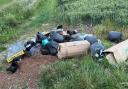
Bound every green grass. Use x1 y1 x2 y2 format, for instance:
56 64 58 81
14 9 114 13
32 0 58 26
0 0 12 6
0 0 128 88
35 0 128 26
57 0 128 25
39 56 128 89
36 1 128 88
0 0 35 50
0 60 7 72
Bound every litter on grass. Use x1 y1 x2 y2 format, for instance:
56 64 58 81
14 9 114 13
5 25 126 74
104 39 128 65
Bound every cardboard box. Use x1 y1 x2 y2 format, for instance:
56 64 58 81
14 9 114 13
104 39 128 65
57 41 90 59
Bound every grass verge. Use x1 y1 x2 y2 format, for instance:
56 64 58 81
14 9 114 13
39 56 128 89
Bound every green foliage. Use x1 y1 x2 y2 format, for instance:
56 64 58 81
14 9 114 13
39 56 128 89
0 2 34 31
57 0 128 25
102 40 113 48
0 46 6 51
33 0 58 26
0 61 6 72
32 0 128 26
0 0 35 51
0 0 12 6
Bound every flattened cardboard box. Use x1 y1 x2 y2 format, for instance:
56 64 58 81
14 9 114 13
57 41 90 59
104 39 128 65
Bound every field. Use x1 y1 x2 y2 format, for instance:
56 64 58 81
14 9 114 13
0 0 128 88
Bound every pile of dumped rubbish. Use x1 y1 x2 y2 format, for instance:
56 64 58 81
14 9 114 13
6 25 128 74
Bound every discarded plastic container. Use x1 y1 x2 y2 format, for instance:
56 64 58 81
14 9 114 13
7 41 25 58
42 39 49 46
57 41 90 59
7 41 26 63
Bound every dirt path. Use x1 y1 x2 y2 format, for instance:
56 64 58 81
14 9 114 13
0 54 58 89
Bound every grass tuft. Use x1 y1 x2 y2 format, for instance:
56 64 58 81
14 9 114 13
39 56 128 89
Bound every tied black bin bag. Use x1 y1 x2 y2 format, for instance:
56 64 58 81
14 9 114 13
67 30 78 35
84 36 98 44
108 31 123 43
36 32 48 44
50 31 64 43
41 40 59 56
24 40 36 51
70 34 84 41
6 61 19 74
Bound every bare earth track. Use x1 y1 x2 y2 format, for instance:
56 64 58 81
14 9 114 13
0 54 58 89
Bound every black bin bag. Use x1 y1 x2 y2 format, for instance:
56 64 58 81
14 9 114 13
40 46 50 55
47 41 59 55
67 30 78 35
36 32 47 44
70 33 84 41
24 40 36 51
84 36 98 44
50 32 64 43
108 31 123 43
41 40 59 56
90 42 105 59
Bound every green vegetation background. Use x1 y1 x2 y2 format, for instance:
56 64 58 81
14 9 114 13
0 0 128 89
0 0 12 6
